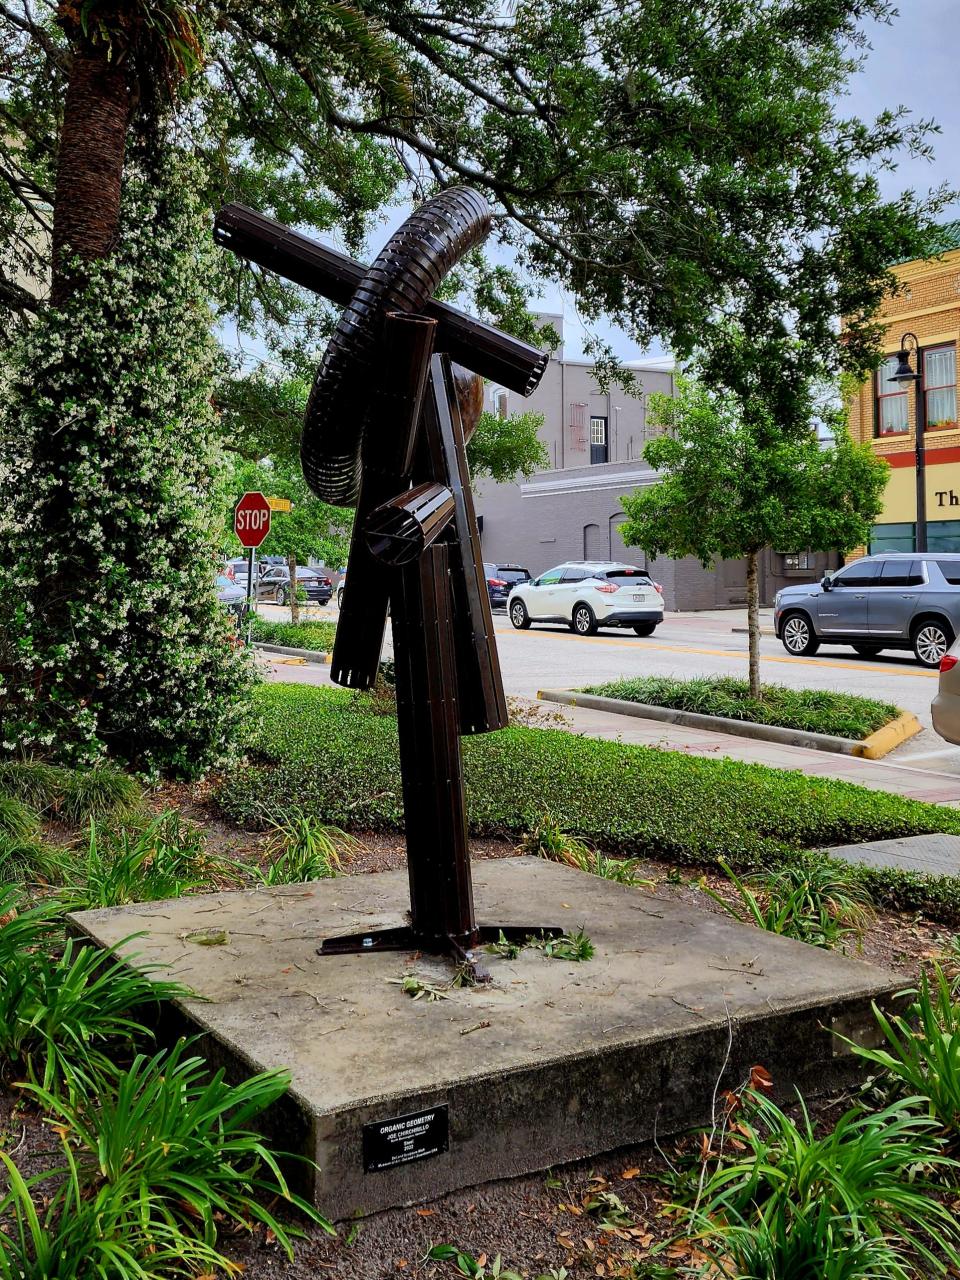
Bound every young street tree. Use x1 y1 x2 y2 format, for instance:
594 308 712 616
619 374 889 697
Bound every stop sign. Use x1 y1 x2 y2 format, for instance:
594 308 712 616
234 491 272 548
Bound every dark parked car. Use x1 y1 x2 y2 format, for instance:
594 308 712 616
482 562 531 610
257 565 333 606
775 552 960 667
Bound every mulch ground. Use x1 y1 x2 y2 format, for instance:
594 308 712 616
4 786 956 1278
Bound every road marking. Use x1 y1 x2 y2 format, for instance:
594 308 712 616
492 628 938 679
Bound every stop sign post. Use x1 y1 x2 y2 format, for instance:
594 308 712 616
234 492 272 641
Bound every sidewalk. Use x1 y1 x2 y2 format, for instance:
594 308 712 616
535 700 960 807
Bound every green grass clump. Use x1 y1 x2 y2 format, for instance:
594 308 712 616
0 759 142 824
249 615 337 653
703 855 873 949
582 676 900 740
0 794 40 841
681 1092 960 1279
217 687 960 923
62 811 210 910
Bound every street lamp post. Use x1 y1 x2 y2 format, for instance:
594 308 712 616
889 332 926 552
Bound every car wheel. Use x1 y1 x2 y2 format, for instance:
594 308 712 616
510 599 531 630
913 619 952 668
632 622 657 636
572 603 598 636
276 587 288 605
852 644 883 658
780 611 820 656
337 588 344 609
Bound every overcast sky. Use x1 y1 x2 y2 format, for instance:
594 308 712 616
552 0 960 361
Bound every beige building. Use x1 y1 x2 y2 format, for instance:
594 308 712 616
848 223 960 554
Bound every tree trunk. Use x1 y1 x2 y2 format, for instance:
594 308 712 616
52 48 132 302
746 549 761 700
287 552 300 625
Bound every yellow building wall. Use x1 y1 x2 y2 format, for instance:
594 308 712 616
848 245 960 552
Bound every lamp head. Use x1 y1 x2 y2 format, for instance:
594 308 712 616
889 348 920 383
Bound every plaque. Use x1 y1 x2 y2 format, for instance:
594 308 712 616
362 1105 449 1173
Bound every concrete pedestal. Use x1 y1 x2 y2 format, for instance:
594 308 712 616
68 857 899 1219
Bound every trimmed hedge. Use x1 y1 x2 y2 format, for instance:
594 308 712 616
248 616 337 653
218 685 960 920
582 676 899 741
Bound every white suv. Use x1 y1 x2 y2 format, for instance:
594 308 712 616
508 562 664 636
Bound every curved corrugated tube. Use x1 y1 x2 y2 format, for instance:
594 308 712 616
300 187 492 505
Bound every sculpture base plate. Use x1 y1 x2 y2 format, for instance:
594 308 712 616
67 857 899 1220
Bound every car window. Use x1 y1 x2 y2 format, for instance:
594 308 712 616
604 569 654 585
560 568 589 582
483 563 495 576
879 560 925 587
933 560 960 586
537 568 564 585
496 567 529 582
296 568 319 579
832 561 880 587
215 575 233 589
261 569 278 581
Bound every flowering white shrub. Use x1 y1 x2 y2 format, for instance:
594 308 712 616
0 153 253 774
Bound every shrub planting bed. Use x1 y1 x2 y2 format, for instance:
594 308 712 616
249 616 337 653
217 684 960 921
582 676 901 740
7 749 960 1276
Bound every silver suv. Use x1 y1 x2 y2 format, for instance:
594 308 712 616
774 553 960 667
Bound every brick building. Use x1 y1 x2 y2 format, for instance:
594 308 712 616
475 316 838 609
848 224 960 554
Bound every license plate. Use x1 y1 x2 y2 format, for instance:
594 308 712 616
632 593 647 602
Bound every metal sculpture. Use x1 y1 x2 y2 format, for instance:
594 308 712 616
215 190 560 975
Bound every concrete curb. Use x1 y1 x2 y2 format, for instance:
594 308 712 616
253 642 330 665
732 626 775 637
536 688 912 759
859 711 922 760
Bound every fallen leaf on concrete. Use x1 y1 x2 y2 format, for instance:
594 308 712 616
182 928 228 946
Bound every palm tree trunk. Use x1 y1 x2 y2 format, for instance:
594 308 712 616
288 552 300 625
52 48 132 302
746 549 761 700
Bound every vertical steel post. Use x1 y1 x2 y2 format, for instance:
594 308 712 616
391 541 477 949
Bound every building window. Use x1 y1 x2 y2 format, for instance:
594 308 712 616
781 551 813 571
493 388 509 419
869 522 916 554
875 355 909 436
590 416 608 465
924 344 957 430
928 521 960 553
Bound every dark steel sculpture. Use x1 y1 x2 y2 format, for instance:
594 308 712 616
214 190 560 976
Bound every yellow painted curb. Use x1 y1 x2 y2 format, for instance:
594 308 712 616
855 712 922 761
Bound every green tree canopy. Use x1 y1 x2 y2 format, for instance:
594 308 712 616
0 0 950 377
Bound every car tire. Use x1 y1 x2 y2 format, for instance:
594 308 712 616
780 611 820 656
276 587 288 606
852 644 883 658
912 618 953 668
632 622 657 636
572 602 598 636
510 599 531 630
337 588 344 609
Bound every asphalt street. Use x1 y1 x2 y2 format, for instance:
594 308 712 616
257 603 960 776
